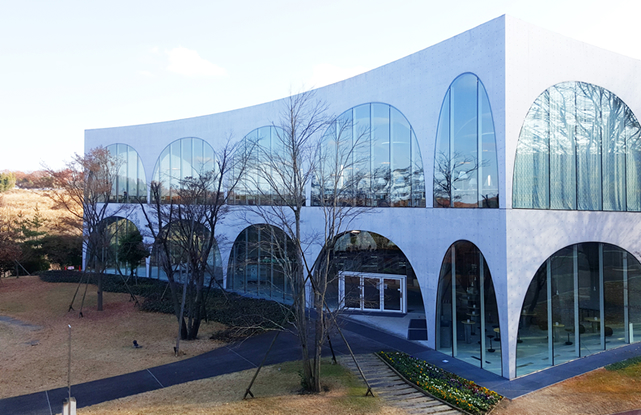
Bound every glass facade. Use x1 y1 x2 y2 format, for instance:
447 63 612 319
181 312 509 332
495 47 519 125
516 243 641 376
228 126 292 206
513 82 641 211
151 137 216 203
106 144 146 203
149 221 223 285
91 217 146 278
434 74 499 208
312 103 426 207
226 224 297 302
436 241 501 375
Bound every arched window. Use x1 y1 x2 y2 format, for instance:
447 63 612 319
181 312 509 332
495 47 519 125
226 224 297 302
436 241 501 375
90 217 146 278
434 74 499 208
228 126 291 206
513 82 641 211
516 243 641 377
106 144 146 203
152 137 216 203
149 221 223 285
312 103 425 207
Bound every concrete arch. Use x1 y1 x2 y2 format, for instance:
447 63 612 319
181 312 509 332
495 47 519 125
148 219 223 285
515 241 641 377
435 239 502 376
226 223 297 303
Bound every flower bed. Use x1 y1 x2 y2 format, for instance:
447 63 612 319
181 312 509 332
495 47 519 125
377 351 502 414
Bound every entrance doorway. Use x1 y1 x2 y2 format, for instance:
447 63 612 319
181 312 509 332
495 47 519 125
339 272 406 313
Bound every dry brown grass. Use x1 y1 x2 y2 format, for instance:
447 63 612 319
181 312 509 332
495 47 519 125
77 363 408 415
0 276 226 399
0 188 80 235
493 365 641 415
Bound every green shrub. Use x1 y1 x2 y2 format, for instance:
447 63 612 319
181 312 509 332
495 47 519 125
38 270 292 339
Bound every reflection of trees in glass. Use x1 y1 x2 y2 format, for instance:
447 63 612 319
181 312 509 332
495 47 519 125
513 81 641 211
433 150 491 208
106 144 146 204
312 103 425 208
152 138 216 204
227 224 296 302
227 126 294 206
434 73 499 208
516 243 641 377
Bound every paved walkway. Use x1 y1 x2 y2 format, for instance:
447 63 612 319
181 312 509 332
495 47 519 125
2 317 641 414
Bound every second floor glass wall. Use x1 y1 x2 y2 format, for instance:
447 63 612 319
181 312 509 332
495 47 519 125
434 73 499 208
312 103 426 207
152 137 216 203
513 81 641 211
106 143 146 203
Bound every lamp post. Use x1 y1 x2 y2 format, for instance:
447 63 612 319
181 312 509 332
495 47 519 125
67 324 71 402
63 324 76 415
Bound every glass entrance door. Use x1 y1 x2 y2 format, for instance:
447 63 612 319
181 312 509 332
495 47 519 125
384 278 402 311
339 272 406 313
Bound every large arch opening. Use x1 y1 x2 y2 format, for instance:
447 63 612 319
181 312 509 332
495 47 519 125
151 137 217 203
106 143 147 203
226 224 297 303
436 240 501 375
149 220 223 286
516 242 641 377
89 217 146 278
317 230 427 340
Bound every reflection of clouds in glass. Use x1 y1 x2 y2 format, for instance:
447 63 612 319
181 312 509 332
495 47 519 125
152 137 216 203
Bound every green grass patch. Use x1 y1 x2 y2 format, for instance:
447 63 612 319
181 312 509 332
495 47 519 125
378 351 502 415
605 355 641 372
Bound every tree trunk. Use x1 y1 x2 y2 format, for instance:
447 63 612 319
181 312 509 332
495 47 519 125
97 273 103 311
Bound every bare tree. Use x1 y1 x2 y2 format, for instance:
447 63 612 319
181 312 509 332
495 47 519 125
246 90 371 392
44 147 125 312
139 140 248 346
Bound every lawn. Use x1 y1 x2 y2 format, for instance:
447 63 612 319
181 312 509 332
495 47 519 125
0 276 226 399
77 360 405 415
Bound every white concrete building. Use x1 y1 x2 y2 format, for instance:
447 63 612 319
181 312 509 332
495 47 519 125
85 15 641 379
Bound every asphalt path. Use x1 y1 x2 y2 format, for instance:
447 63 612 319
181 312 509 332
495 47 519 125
2 317 641 414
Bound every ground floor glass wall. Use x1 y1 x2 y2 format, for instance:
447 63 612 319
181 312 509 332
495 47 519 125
149 221 223 286
91 217 146 279
517 243 641 376
436 241 501 375
226 224 295 303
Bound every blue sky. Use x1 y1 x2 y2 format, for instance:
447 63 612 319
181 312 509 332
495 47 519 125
2 0 640 172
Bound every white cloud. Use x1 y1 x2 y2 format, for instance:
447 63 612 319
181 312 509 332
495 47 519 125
138 70 153 77
166 47 226 77
307 63 368 88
